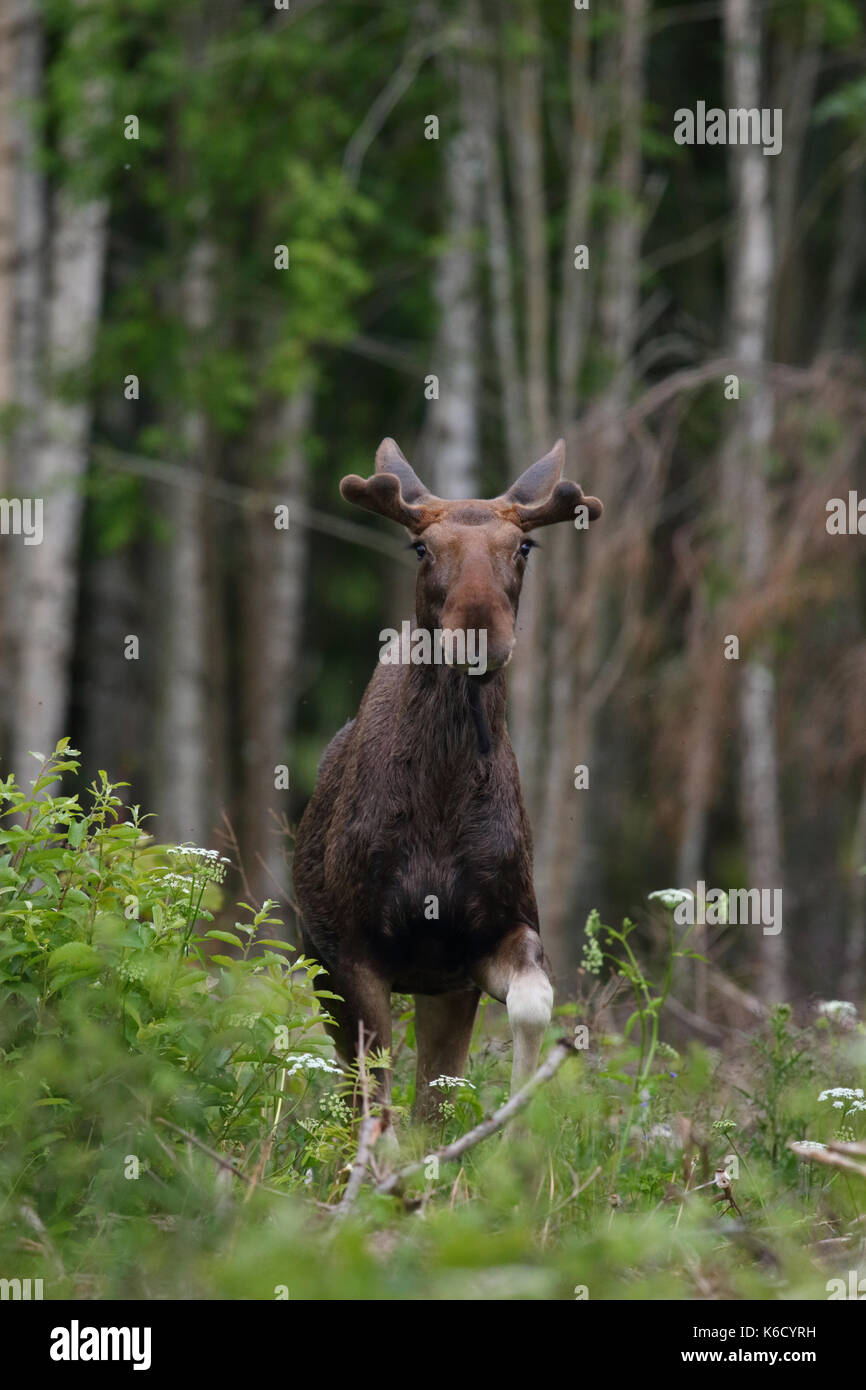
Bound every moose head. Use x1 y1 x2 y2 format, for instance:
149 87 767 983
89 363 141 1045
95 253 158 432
340 438 603 674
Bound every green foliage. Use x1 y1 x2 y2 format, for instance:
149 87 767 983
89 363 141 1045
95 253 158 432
742 1004 814 1165
814 76 866 126
0 741 340 1290
1 762 863 1299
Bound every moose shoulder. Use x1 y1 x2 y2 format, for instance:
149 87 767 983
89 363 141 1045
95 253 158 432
293 437 602 1127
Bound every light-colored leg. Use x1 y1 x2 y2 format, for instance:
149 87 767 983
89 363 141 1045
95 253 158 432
473 926 553 1092
413 988 481 1124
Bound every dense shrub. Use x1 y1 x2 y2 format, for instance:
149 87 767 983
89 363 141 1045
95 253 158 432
0 743 863 1299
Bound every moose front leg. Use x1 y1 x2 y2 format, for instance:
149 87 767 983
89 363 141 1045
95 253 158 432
320 959 394 1123
473 925 553 1092
413 988 481 1125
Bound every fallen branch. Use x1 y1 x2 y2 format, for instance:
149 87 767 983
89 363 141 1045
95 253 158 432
331 1022 382 1221
333 1115 382 1220
828 1139 866 1157
377 1038 577 1197
789 1140 866 1179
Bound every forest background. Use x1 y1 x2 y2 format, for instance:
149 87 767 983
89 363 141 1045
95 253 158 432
1 0 865 1022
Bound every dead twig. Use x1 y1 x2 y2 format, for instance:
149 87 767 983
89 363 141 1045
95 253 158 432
547 1163 602 1218
789 1140 866 1179
331 1023 382 1220
377 1039 577 1197
215 810 255 906
155 1117 290 1198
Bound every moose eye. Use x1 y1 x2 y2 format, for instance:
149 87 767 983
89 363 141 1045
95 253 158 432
412 541 427 560
518 539 535 559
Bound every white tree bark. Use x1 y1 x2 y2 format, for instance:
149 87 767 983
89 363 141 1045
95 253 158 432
535 0 646 976
723 0 785 1002
10 7 108 774
8 0 44 476
153 238 213 845
240 388 313 908
1 0 46 754
421 0 483 498
478 21 524 476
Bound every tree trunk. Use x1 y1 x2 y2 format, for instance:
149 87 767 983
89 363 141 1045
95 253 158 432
1 0 45 760
0 0 16 744
536 0 646 980
502 0 551 814
0 0 14 429
841 778 866 1001
239 388 313 910
8 0 44 478
10 11 108 775
478 17 524 477
153 238 213 846
819 148 865 354
723 0 785 1002
556 5 596 424
420 0 483 498
771 10 822 361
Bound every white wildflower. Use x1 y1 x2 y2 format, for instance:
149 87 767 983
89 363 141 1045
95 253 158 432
648 889 693 911
167 845 229 861
161 872 196 891
429 1074 475 1090
818 1086 866 1118
817 1000 857 1027
165 845 229 884
284 1053 343 1079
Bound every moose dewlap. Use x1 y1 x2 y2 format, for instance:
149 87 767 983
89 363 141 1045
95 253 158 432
292 437 602 1128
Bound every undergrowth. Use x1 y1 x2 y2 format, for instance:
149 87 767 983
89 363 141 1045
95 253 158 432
0 743 863 1300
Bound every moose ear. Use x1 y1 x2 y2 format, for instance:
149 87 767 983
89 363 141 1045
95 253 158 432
340 438 440 532
497 439 603 531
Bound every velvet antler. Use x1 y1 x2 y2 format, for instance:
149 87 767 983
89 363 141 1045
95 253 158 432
495 439 603 531
340 438 442 532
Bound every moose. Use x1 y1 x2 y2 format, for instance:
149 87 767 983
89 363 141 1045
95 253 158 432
293 437 602 1127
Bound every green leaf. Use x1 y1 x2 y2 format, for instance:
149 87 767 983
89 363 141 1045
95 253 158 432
67 819 88 848
47 941 102 975
205 930 244 948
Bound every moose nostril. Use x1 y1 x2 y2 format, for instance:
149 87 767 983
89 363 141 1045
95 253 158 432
486 640 515 671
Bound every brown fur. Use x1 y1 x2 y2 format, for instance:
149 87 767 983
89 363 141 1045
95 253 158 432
292 438 602 1124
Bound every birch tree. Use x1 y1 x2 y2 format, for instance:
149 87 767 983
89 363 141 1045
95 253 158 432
10 1 108 777
152 235 213 846
239 389 313 907
420 0 483 498
723 0 786 1001
536 0 647 976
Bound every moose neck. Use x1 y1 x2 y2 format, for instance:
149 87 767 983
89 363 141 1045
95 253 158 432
466 678 492 757
403 661 507 764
